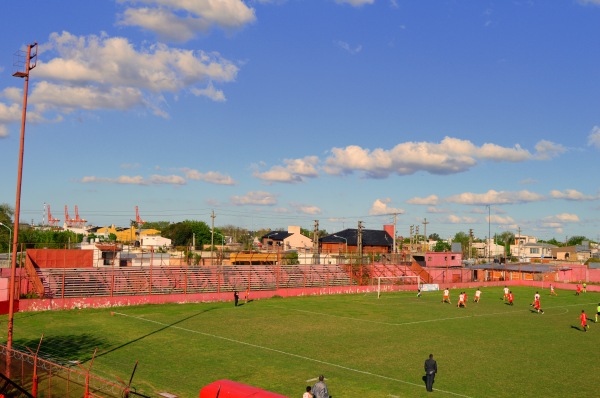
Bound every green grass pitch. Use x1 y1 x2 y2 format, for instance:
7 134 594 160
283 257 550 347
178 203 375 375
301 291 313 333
3 285 599 397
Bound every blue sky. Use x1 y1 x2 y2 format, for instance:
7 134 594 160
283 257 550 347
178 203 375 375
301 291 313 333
1 0 600 242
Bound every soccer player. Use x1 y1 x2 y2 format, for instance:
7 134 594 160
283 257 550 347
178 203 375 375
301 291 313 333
503 286 509 301
442 288 451 304
534 296 544 314
596 303 600 323
457 292 466 308
576 284 581 296
582 282 587 293
580 310 589 332
474 288 481 303
417 288 422 298
507 290 514 306
530 291 540 306
550 284 558 296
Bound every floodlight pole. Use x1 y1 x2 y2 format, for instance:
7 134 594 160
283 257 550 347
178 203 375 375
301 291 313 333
7 42 37 356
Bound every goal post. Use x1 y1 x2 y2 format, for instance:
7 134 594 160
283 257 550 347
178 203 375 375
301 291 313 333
376 275 421 298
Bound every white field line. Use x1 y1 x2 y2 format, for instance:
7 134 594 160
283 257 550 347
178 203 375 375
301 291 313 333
113 311 473 398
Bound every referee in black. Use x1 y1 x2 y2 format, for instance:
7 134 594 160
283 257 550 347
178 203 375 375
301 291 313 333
424 354 437 392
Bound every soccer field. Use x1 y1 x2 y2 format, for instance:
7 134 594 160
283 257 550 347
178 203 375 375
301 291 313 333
3 285 599 397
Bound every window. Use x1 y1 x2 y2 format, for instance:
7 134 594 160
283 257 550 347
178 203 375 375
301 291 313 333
530 248 540 254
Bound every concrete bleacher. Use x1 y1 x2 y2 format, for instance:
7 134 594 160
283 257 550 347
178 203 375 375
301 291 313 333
33 263 380 299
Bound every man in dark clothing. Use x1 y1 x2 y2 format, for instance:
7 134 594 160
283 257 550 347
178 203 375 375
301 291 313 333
312 375 329 398
234 291 239 306
424 354 437 392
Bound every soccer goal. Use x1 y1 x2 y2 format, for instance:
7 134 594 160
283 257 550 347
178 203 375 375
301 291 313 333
376 275 421 298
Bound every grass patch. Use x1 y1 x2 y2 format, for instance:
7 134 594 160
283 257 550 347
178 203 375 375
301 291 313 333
2 286 599 397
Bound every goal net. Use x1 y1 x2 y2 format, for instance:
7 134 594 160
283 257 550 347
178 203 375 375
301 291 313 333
376 275 421 298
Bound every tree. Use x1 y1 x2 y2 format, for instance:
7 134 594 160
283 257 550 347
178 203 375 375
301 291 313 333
497 231 516 257
452 231 471 258
162 220 213 248
433 240 451 252
567 236 588 246
428 233 441 241
0 203 14 254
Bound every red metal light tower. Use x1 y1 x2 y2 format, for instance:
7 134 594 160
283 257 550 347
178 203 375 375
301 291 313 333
8 41 38 358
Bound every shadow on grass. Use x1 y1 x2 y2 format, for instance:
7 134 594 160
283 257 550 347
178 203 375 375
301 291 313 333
13 333 111 365
93 308 216 363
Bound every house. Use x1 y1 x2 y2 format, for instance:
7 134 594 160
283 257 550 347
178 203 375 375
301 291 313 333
319 228 393 254
261 226 313 252
551 242 592 262
509 235 556 262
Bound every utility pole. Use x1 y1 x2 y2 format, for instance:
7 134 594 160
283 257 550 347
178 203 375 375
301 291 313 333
415 225 420 252
422 218 429 253
313 220 319 264
468 228 473 260
211 210 215 264
487 205 491 264
357 221 363 262
392 213 398 254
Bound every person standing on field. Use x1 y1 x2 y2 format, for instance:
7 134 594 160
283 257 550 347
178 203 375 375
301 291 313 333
508 290 514 306
312 375 329 398
442 288 451 304
550 284 557 296
596 303 600 323
234 291 239 307
580 309 589 332
424 354 437 392
474 288 481 303
503 285 509 301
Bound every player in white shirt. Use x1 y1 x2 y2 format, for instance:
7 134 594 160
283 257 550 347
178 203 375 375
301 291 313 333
442 288 451 303
474 288 482 303
503 286 509 301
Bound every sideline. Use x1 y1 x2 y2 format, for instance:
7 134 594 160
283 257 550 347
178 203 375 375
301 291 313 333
113 311 473 398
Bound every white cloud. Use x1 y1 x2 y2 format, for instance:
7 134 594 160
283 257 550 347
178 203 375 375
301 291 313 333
543 213 580 223
0 31 241 136
80 174 185 185
369 198 404 215
182 168 237 185
117 0 256 42
534 140 567 160
323 137 553 178
335 0 375 6
445 190 545 205
587 126 600 148
426 207 449 214
577 0 600 6
406 195 439 205
231 191 276 206
290 203 322 215
254 156 319 183
334 40 363 55
550 189 596 201
442 215 478 224
0 125 7 138
489 215 515 225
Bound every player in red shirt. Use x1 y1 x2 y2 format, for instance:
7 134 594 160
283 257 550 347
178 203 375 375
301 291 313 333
580 310 589 332
534 298 544 314
507 291 514 306
576 285 581 296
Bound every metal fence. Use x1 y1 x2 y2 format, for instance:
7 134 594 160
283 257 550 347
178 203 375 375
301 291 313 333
0 344 129 398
